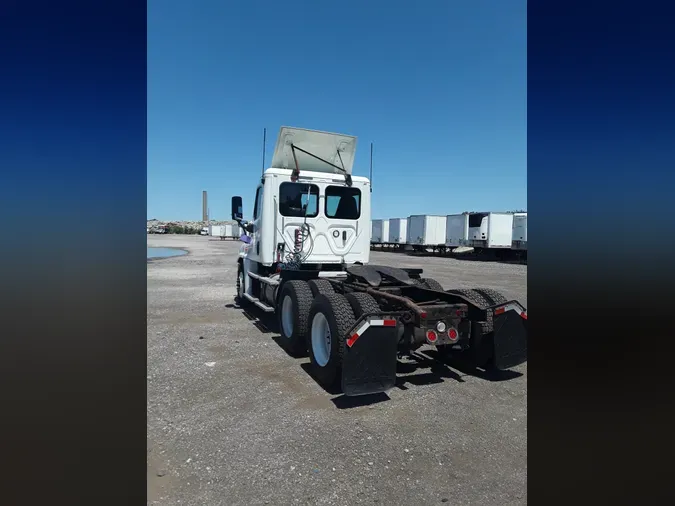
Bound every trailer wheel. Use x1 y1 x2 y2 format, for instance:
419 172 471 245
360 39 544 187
308 279 334 297
308 293 356 391
277 280 313 357
345 292 380 318
420 278 444 291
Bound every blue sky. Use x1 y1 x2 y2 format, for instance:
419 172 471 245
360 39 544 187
147 0 526 221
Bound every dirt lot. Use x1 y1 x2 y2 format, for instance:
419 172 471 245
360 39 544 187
147 235 527 505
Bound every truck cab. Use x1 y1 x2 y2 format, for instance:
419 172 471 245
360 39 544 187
232 127 371 308
241 168 371 267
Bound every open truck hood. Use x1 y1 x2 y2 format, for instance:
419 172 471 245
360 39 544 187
270 126 358 175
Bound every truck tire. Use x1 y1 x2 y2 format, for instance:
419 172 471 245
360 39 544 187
308 293 356 391
472 288 508 305
445 288 489 309
440 288 496 369
445 288 494 329
277 280 313 357
308 279 334 297
345 292 380 318
236 264 247 305
420 277 444 291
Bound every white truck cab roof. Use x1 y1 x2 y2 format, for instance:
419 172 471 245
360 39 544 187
263 167 370 186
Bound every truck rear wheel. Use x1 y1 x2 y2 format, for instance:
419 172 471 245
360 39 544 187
472 288 508 305
308 279 334 297
308 293 356 391
439 288 494 369
420 277 444 291
277 280 313 357
345 292 380 318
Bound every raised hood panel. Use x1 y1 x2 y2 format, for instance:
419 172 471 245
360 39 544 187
270 126 357 175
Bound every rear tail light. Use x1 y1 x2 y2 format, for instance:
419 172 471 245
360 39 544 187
426 330 438 343
447 328 458 341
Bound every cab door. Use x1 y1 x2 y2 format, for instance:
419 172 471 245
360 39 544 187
248 185 264 263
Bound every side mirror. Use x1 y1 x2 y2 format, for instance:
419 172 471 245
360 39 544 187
231 196 243 221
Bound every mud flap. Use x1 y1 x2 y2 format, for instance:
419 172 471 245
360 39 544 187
492 302 528 370
341 317 399 396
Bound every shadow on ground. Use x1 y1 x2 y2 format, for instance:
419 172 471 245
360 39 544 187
231 302 523 407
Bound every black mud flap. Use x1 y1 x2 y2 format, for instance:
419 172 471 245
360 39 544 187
491 301 528 370
341 317 399 396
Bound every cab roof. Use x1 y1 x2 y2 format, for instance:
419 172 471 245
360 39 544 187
264 167 370 184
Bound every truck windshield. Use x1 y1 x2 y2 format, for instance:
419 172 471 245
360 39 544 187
279 182 319 218
325 186 361 220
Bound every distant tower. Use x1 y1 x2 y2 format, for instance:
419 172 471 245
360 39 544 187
202 191 208 221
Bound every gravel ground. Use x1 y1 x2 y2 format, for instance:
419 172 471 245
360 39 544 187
147 235 527 505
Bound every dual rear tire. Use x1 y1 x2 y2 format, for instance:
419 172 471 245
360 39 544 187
277 280 314 357
308 291 381 391
437 287 508 369
276 278 381 391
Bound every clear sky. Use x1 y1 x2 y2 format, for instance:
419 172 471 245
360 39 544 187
147 0 526 221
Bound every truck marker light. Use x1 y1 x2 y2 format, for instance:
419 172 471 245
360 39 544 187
420 311 427 319
448 328 458 341
426 330 438 343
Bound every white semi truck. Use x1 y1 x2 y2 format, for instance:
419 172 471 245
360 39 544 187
231 126 527 396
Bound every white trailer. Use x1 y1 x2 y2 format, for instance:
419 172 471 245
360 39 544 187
407 215 447 247
461 212 514 249
445 213 470 247
512 213 527 250
371 219 389 243
388 218 408 244
209 225 224 237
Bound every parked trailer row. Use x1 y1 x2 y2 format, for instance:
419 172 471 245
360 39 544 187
371 212 528 252
208 224 244 240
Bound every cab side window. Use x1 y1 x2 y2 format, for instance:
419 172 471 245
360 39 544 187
253 187 263 220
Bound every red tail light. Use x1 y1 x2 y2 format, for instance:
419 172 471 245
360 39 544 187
426 330 438 343
448 328 458 341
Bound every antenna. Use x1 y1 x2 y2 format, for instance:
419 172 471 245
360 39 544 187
261 127 267 175
369 142 373 193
